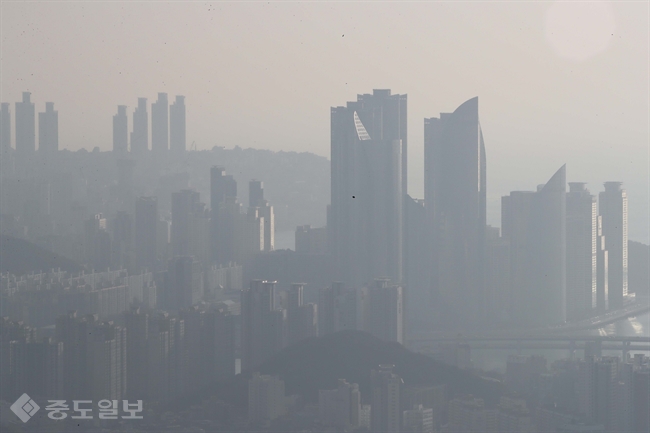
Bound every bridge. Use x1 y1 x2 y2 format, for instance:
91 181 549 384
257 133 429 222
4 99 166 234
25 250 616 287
407 299 650 356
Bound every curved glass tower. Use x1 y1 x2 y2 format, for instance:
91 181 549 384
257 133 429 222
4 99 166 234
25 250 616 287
424 97 487 328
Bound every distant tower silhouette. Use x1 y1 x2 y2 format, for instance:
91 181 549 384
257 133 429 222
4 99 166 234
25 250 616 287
170 95 186 153
151 93 169 154
130 98 148 154
113 105 128 154
38 102 58 153
15 92 35 155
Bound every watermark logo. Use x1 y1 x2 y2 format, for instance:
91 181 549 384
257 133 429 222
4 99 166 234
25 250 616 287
10 393 40 423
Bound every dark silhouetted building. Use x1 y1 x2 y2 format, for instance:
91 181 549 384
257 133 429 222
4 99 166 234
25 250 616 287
371 365 402 433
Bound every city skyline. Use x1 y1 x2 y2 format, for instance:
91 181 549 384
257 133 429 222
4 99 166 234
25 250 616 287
1 2 647 242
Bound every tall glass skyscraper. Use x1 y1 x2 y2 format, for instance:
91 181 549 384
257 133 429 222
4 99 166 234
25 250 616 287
424 97 486 328
330 89 405 289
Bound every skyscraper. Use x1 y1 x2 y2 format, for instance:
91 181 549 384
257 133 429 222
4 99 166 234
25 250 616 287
135 196 158 271
566 183 597 320
210 167 238 265
16 92 35 155
38 102 58 153
1 103 10 153
330 90 404 288
130 98 148 154
151 92 169 154
424 97 486 328
248 179 274 252
370 365 402 433
113 105 128 154
596 216 609 312
170 95 186 153
502 165 567 326
249 180 264 208
598 182 628 309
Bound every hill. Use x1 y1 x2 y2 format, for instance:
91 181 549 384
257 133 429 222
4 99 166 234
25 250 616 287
0 235 83 275
188 330 505 410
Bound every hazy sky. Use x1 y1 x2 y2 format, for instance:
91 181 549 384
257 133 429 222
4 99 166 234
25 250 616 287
2 1 648 241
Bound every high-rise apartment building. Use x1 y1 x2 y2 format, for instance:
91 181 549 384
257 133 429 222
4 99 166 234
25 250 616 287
170 95 186 153
151 92 169 154
598 182 628 309
502 165 567 326
1 103 10 153
363 278 403 344
318 282 357 335
596 216 609 312
424 97 487 327
55 313 126 401
241 280 280 372
331 90 404 288
248 180 275 252
38 102 58 153
113 105 128 154
566 183 597 320
130 98 148 154
287 283 318 345
167 256 203 310
16 92 35 155
370 365 402 433
135 197 158 271
318 379 361 429
403 404 434 433
210 166 238 264
248 373 286 424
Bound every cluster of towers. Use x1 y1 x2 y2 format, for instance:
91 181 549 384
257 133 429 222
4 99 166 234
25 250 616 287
0 92 58 155
113 93 186 155
329 90 630 330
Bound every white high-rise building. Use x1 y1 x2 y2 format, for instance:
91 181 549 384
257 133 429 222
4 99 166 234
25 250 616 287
598 182 628 309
